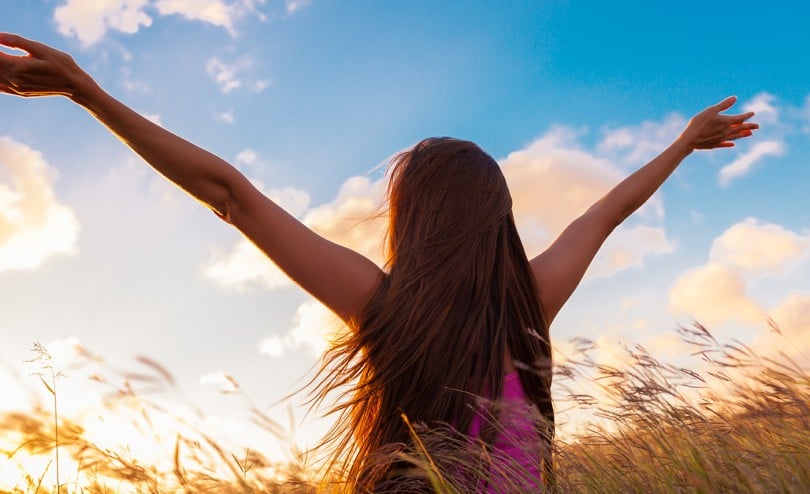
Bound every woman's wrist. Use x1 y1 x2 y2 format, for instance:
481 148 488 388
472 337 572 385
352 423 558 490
671 135 696 160
68 67 103 107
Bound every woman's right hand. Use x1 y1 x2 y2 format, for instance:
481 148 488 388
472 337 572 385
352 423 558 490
0 33 95 100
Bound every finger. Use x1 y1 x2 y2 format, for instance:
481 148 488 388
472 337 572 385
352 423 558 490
0 51 13 69
729 122 759 132
0 33 50 57
702 141 735 149
696 141 735 150
722 112 756 124
711 96 737 112
726 129 755 140
0 76 23 96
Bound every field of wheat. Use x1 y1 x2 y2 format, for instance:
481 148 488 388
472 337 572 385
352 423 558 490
1 323 808 493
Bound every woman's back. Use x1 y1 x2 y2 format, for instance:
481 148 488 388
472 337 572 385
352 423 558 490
310 138 555 491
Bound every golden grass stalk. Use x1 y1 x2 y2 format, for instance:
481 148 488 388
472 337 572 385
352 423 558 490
2 323 807 493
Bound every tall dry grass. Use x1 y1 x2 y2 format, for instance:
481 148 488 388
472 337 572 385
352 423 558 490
1 344 315 494
552 323 810 493
2 322 808 493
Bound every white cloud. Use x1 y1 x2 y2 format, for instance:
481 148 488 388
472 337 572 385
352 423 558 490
598 113 686 165
259 299 339 357
155 0 235 33
206 57 247 93
284 0 310 14
669 218 810 329
262 184 311 217
54 0 153 46
501 126 669 281
53 0 274 46
218 110 236 124
234 148 258 167
763 293 810 363
587 224 675 280
502 127 624 251
205 56 270 95
251 79 272 92
0 137 79 273
718 139 785 186
709 218 810 276
669 263 765 327
121 67 150 92
743 92 779 125
199 371 239 393
301 175 387 264
258 334 285 357
639 331 691 358
204 238 292 291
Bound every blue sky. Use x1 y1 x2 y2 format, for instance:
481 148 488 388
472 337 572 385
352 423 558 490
1 0 809 472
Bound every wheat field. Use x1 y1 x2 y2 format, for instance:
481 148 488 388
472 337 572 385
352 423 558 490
1 323 808 493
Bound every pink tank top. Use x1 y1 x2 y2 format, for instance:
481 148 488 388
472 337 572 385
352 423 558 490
468 371 544 492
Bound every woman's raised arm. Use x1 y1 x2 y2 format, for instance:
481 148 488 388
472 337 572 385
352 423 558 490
0 33 383 322
531 97 758 325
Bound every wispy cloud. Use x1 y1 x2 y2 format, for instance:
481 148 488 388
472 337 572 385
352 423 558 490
743 92 779 125
0 137 80 273
53 0 281 46
54 0 153 46
718 139 785 187
218 110 236 124
586 224 675 279
598 113 686 165
121 66 151 93
259 299 338 357
199 371 238 393
155 0 237 33
206 57 248 93
284 0 310 15
205 56 271 94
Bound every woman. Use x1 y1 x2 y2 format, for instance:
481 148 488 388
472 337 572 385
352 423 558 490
0 33 757 492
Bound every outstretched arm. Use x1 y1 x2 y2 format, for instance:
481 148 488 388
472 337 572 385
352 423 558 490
0 33 383 322
531 97 758 324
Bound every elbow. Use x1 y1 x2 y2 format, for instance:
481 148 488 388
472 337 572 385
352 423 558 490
209 182 239 224
212 200 234 224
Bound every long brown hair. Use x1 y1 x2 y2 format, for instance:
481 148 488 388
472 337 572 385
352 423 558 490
310 137 553 491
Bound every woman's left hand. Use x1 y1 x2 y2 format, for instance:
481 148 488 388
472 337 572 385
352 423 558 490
0 33 94 99
678 96 759 151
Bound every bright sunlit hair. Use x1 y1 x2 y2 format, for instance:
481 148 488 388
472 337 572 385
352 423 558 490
310 137 555 490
